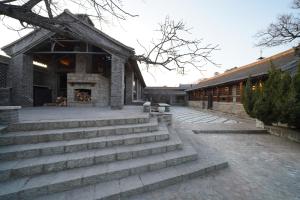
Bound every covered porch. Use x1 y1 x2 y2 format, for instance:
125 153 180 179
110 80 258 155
2 11 145 109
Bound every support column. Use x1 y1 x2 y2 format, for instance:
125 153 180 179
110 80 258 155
110 55 125 109
239 81 244 102
125 64 134 104
136 78 140 100
232 85 237 114
8 54 33 106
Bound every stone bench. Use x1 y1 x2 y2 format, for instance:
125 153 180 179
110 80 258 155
143 101 151 112
0 106 21 125
158 103 171 112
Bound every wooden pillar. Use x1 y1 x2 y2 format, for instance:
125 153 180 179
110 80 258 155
239 81 244 102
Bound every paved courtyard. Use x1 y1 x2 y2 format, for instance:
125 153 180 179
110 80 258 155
17 106 147 122
172 107 239 124
128 106 300 200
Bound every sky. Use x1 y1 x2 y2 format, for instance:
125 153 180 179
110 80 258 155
0 0 298 86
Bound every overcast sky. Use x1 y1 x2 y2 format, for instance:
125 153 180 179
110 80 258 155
0 0 297 86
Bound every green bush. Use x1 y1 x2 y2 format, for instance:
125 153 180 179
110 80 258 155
242 77 257 118
287 64 300 128
242 62 300 129
253 63 282 125
277 72 292 124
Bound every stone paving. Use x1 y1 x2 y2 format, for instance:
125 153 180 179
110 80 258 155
127 106 300 200
18 106 147 122
171 107 239 124
171 106 264 132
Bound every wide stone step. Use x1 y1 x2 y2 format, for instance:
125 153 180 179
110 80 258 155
32 159 228 200
0 146 197 200
0 138 182 181
3 116 150 132
0 118 158 146
0 130 167 161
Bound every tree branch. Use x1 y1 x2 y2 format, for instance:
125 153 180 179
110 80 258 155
22 0 43 9
134 16 219 73
256 0 300 47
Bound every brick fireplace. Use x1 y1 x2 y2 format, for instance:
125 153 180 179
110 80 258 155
67 73 109 106
67 53 110 107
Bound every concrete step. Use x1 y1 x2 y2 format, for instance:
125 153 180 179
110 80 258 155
0 146 198 200
32 159 228 200
0 130 168 161
4 116 150 132
0 138 182 181
0 118 158 146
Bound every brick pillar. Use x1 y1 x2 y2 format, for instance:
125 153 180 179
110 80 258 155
125 64 134 104
8 54 33 106
110 55 125 109
75 54 92 73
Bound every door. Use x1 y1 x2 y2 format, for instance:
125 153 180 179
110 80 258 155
207 93 213 109
34 86 52 106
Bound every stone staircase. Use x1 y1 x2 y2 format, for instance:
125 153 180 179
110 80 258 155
0 115 227 200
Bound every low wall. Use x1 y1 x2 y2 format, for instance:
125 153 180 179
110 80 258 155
188 100 205 109
0 106 21 125
187 100 247 117
150 112 172 126
265 125 300 143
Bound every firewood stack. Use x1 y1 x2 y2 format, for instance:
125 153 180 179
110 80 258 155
56 97 67 106
75 90 91 102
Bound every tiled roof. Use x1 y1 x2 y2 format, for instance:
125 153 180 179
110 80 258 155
0 55 10 64
186 48 299 91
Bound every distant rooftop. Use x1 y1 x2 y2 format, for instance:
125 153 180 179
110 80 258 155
186 47 299 91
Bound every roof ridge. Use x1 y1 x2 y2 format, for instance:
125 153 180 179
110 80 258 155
198 48 295 84
63 9 134 52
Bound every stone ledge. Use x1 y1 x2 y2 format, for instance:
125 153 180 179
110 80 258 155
265 125 300 143
0 106 21 110
0 106 21 125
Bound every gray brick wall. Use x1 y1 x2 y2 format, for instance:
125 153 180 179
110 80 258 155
8 54 33 106
125 64 133 104
0 109 18 124
110 55 125 109
0 63 8 88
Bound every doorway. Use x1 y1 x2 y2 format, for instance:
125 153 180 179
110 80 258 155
207 94 213 109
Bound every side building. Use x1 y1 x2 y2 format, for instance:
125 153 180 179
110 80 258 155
186 47 300 117
144 84 195 106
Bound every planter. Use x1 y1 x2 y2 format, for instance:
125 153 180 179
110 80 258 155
158 106 165 113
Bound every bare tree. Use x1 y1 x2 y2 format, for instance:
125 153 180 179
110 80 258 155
256 0 300 47
0 0 218 73
0 0 137 33
135 16 219 73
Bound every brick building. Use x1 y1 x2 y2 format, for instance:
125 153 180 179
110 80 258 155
186 47 300 116
0 10 145 109
143 84 195 106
